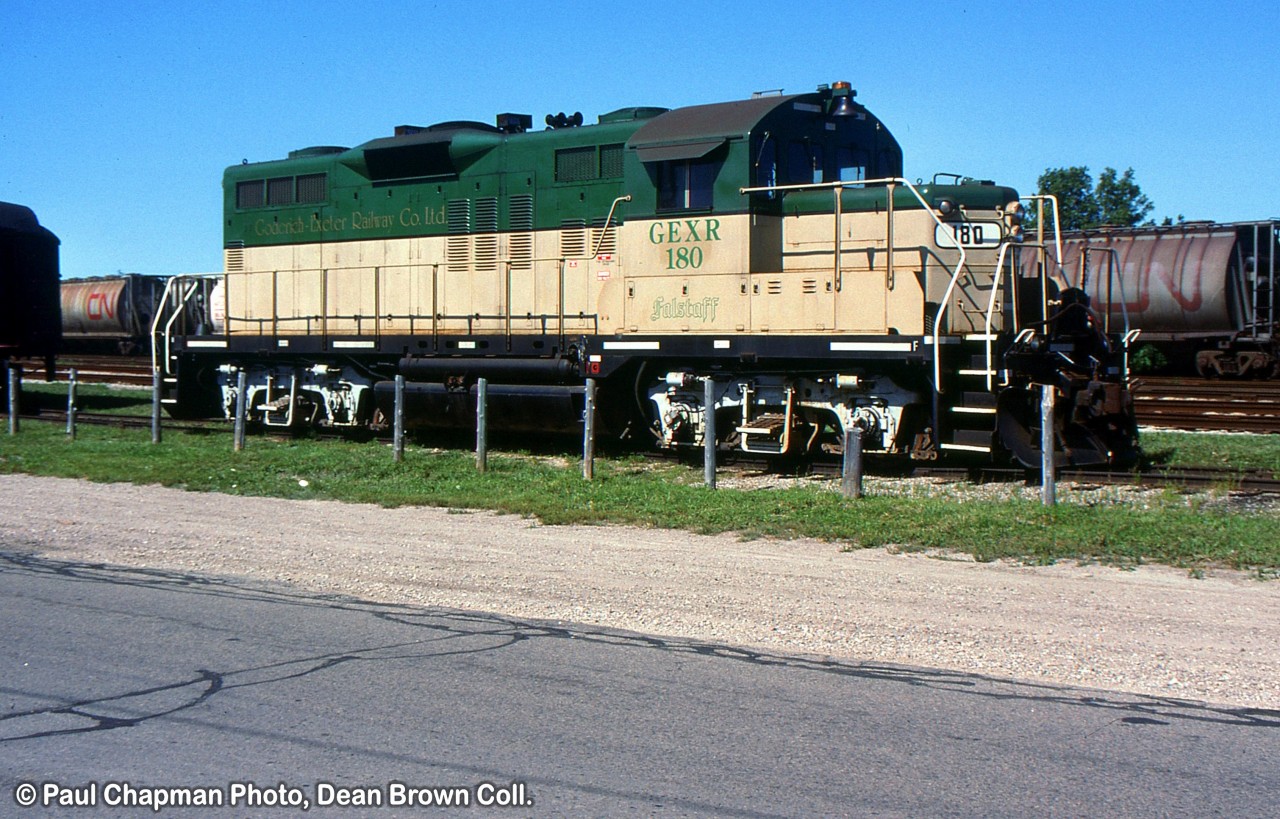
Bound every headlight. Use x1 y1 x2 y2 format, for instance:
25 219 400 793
1004 201 1025 226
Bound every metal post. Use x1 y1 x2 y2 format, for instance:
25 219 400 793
151 368 162 444
393 374 405 463
476 377 488 473
582 378 596 480
842 425 863 499
703 377 717 489
7 364 19 435
66 369 78 440
233 370 247 452
1041 383 1056 506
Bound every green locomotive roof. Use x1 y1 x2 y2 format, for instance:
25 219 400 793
223 84 1008 248
627 94 800 161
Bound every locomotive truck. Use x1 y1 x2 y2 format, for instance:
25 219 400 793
154 81 1139 467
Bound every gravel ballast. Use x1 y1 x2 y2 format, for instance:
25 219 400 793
2 473 1277 708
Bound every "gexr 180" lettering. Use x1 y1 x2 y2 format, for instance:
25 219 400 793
649 218 722 270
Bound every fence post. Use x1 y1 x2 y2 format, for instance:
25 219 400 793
582 378 596 480
842 425 864 499
151 368 162 444
703 377 716 489
476 377 488 473
1041 383 1056 506
233 370 247 452
66 369 78 440
7 363 19 435
393 374 405 463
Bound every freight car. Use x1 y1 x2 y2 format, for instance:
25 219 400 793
61 273 168 354
1051 220 1278 378
155 81 1139 466
0 202 60 392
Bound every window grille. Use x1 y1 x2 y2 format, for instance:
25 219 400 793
296 173 327 204
236 181 265 209
556 147 596 182
267 177 294 206
599 144 624 179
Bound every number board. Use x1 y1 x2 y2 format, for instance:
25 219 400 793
934 221 1004 248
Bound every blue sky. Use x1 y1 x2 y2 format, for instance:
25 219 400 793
4 1 1277 280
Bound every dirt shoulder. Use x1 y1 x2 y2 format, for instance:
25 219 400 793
3 473 1277 708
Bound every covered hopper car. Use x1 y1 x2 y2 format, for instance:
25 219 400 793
1050 220 1278 378
60 274 168 354
0 202 60 393
155 81 1139 466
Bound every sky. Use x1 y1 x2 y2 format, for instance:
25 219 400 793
4 0 1278 280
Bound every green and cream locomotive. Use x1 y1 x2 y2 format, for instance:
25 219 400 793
159 81 1138 466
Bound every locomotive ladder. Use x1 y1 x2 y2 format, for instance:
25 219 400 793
935 334 1005 456
1248 220 1278 342
925 210 1025 458
935 239 1034 457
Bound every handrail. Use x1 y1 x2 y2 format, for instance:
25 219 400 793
150 275 206 378
149 276 182 377
1021 194 1064 327
739 176 969 390
982 242 1015 391
1078 243 1135 380
1021 194 1063 269
591 195 631 260
223 191 630 343
164 280 202 372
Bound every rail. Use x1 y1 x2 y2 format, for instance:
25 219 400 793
738 176 969 391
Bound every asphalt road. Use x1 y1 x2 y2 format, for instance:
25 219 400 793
2 550 1278 817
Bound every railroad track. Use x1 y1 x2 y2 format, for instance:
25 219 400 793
11 355 154 387
1131 376 1280 434
13 356 1280 435
802 458 1280 494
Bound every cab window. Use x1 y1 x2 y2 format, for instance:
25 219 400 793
656 158 718 210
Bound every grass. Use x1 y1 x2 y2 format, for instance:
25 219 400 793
1141 429 1280 475
1 391 1278 574
17 380 157 417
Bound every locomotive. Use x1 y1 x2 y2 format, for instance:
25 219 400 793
0 202 60 393
1050 220 1278 378
156 81 1139 467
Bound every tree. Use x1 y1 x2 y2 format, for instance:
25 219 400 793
1036 166 1098 231
1095 167 1153 227
1035 165 1153 231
